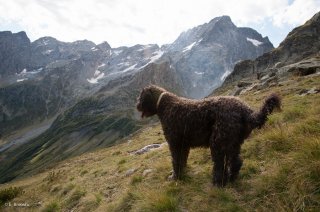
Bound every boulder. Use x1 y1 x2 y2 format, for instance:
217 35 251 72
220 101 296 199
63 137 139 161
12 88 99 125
125 168 136 177
299 87 320 96
289 66 318 76
130 143 162 155
237 81 253 87
229 86 244 96
142 169 154 177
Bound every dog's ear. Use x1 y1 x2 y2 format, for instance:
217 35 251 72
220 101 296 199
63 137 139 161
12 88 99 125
141 87 153 99
146 88 153 96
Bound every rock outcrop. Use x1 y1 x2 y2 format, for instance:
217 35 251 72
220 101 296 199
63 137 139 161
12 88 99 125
224 12 320 85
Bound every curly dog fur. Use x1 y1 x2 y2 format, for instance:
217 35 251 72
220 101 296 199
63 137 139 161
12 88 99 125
136 85 281 187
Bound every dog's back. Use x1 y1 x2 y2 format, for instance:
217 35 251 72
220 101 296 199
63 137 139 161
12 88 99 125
159 96 254 148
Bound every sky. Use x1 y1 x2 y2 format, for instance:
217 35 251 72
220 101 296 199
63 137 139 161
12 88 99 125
0 0 319 48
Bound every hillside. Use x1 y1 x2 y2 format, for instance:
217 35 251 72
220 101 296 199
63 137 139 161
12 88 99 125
0 71 319 211
0 60 184 183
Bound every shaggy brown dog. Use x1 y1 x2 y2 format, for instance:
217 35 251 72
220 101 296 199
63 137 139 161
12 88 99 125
136 85 281 187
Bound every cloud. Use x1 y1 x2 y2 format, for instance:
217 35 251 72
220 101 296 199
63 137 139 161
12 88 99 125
0 0 319 47
272 0 320 27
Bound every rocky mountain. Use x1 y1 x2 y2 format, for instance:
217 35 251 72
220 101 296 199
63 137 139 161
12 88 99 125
0 16 272 138
164 16 273 98
0 60 184 183
0 36 163 138
224 12 320 85
0 15 272 183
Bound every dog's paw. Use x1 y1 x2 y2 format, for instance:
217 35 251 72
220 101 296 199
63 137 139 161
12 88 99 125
167 171 177 181
213 177 227 187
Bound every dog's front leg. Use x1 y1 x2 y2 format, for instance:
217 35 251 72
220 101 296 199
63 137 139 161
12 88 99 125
168 143 190 180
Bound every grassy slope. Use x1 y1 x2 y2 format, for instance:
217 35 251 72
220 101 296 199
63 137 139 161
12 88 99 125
0 74 319 211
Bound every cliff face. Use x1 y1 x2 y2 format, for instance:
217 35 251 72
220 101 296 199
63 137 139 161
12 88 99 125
164 16 273 98
0 31 31 78
224 12 320 84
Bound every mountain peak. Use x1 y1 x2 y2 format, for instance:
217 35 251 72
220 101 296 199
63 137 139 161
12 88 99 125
217 15 232 22
209 15 233 25
97 41 111 50
204 15 237 33
33 36 58 43
0 30 30 42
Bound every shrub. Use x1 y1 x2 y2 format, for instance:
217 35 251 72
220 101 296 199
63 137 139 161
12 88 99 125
118 159 126 165
80 170 88 176
111 192 136 212
131 176 143 185
42 200 61 212
65 188 86 209
0 187 23 206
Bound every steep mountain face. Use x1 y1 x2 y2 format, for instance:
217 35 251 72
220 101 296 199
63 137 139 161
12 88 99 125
0 15 273 183
224 12 320 84
0 36 105 137
164 16 273 98
0 34 163 137
0 31 31 78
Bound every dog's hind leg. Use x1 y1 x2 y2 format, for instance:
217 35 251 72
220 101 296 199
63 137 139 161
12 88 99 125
210 132 229 187
210 147 228 187
228 144 243 182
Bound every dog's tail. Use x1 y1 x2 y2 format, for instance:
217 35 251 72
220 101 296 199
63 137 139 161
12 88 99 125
250 93 281 129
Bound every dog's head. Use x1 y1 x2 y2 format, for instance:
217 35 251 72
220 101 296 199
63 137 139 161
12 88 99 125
136 85 165 118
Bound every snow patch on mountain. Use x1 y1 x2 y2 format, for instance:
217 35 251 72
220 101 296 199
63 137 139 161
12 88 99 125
94 70 101 77
17 68 43 76
195 71 204 75
98 63 105 68
183 42 197 52
19 68 27 75
138 44 154 51
247 38 263 46
17 78 28 82
43 49 54 55
140 50 164 69
87 71 105 84
113 50 123 55
149 50 164 62
220 70 231 81
28 70 42 74
120 64 137 73
117 62 130 67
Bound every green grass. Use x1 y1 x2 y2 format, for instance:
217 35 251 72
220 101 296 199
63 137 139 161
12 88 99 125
42 200 61 212
65 188 86 209
131 176 143 185
0 187 24 206
110 192 137 212
118 159 127 165
80 170 89 176
61 184 75 196
0 74 319 211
